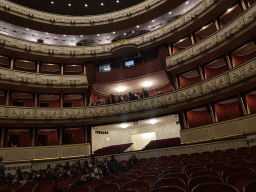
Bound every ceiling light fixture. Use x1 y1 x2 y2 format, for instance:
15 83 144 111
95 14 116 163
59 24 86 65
142 81 153 87
152 20 155 22
113 31 115 34
116 0 119 3
68 4 71 6
116 86 127 92
85 4 88 7
169 12 172 14
80 35 83 37
97 34 100 36
101 3 104 6
136 25 140 28
149 119 157 125
63 35 66 37
227 8 232 12
124 33 126 35
26 28 29 30
51 1 54 4
121 124 129 129
186 1 189 4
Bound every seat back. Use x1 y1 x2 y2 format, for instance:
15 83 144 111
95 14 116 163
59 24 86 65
67 185 90 192
222 167 254 181
227 172 256 191
121 173 138 180
111 177 132 188
101 175 118 183
53 177 69 191
136 175 158 186
86 179 107 191
191 183 239 192
190 170 220 179
243 180 256 192
94 183 119 192
111 172 125 178
16 186 34 192
162 173 189 183
150 186 186 192
154 178 186 190
188 175 224 192
141 172 160 178
34 179 54 192
211 165 233 174
23 181 37 189
123 181 151 192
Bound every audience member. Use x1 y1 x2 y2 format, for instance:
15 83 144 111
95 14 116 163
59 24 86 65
92 164 102 180
22 173 32 185
110 156 119 172
4 173 12 185
63 162 70 171
127 155 138 169
105 97 112 104
141 89 149 98
0 157 5 183
123 94 129 101
96 97 104 105
12 170 23 184
80 167 95 185
117 95 123 103
69 167 82 187
111 94 116 103
58 167 68 178
155 89 162 95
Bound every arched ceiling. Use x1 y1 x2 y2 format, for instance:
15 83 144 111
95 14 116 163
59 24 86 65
9 0 146 16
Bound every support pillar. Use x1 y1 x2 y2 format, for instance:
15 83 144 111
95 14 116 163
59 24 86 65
6 90 10 105
190 33 195 45
61 93 63 108
36 61 40 73
167 43 172 56
10 57 14 69
34 93 38 107
32 128 35 146
208 104 216 123
214 18 220 30
61 64 64 75
84 126 87 143
198 66 205 81
225 54 233 69
1 128 5 147
240 0 247 10
59 127 63 145
181 111 188 129
238 94 248 116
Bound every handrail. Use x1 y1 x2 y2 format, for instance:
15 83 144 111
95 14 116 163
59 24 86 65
0 56 255 120
0 0 217 56
0 67 88 86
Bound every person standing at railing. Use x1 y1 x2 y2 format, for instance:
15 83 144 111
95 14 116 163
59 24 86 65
0 157 5 183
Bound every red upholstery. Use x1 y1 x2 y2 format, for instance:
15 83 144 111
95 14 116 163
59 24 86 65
129 171 143 177
227 172 256 191
238 163 256 171
121 174 138 181
179 75 201 89
94 143 133 156
154 178 186 190
67 186 90 192
211 165 233 174
16 186 34 192
86 180 107 191
36 129 59 146
222 167 254 181
232 47 256 67
143 138 181 150
111 178 132 188
187 108 213 128
190 170 220 179
214 100 243 122
219 4 243 27
243 180 256 192
162 173 189 184
150 186 186 192
101 175 118 183
53 177 69 191
245 93 256 114
185 167 205 177
191 183 239 192
3 129 32 147
94 183 119 192
136 175 158 186
188 175 224 192
123 181 151 192
111 172 125 178
34 179 54 192
141 172 160 178
64 128 85 144
204 63 229 79
22 181 37 189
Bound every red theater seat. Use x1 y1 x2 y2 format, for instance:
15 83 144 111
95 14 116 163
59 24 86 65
243 181 256 192
190 170 220 179
101 175 118 183
67 186 90 192
111 178 132 188
222 167 254 181
136 175 158 186
86 179 107 191
53 177 69 191
154 178 186 190
123 181 151 192
94 183 119 192
34 179 54 192
227 172 256 191
191 183 239 192
150 186 186 192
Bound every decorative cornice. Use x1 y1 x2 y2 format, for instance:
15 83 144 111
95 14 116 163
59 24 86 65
166 3 256 69
0 57 255 121
0 0 217 58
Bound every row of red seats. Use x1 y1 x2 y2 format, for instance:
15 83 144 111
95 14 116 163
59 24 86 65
93 143 133 156
142 137 181 150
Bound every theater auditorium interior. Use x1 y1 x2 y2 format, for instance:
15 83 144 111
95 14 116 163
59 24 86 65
0 0 256 191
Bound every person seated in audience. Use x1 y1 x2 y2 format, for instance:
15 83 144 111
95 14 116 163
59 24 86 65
5 173 13 185
111 94 116 103
76 160 81 169
80 163 86 175
63 162 70 171
12 170 24 184
98 161 109 176
22 173 32 185
110 156 119 172
127 155 138 169
129 92 136 101
134 92 139 100
69 167 82 188
103 156 112 174
57 167 68 178
155 89 162 95
44 164 51 173
79 167 95 185
92 163 102 180
96 97 104 105
140 88 149 99
34 170 44 182
123 94 129 101
117 95 124 103
83 160 89 168
105 97 112 104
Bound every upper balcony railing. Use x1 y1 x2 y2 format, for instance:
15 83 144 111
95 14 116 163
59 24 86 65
0 0 219 58
0 56 255 121
166 3 256 69
0 67 88 86
0 0 167 26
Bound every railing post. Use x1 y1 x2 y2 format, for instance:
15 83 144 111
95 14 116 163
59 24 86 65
198 66 205 81
181 111 188 129
32 128 35 146
208 104 216 123
10 57 14 69
1 128 5 147
36 61 40 73
238 93 248 116
59 127 63 145
6 90 10 105
225 54 233 69
61 64 64 75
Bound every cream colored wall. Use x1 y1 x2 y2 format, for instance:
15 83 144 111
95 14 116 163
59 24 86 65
92 115 181 153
